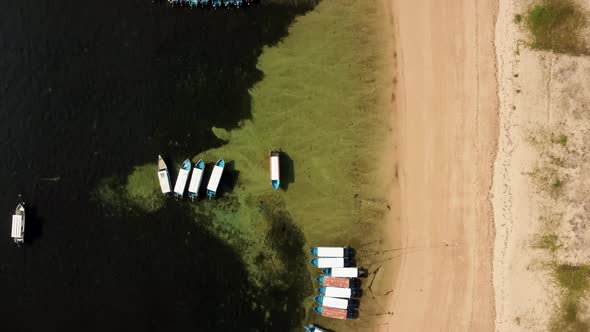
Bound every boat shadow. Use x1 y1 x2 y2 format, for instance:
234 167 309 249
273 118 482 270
278 151 295 191
24 205 43 244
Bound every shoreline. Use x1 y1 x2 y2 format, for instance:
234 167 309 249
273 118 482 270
380 0 499 330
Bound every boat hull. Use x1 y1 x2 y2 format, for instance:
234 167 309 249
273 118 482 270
322 267 359 278
270 151 280 190
174 159 192 198
313 306 356 320
310 257 348 268
188 159 205 200
206 159 225 200
315 276 357 288
11 203 25 244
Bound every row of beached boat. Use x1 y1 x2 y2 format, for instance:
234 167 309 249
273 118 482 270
168 0 253 8
158 155 225 200
306 246 365 323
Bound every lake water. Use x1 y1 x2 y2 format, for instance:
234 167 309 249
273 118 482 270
0 1 318 330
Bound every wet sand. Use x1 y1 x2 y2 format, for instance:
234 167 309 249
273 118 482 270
383 0 499 330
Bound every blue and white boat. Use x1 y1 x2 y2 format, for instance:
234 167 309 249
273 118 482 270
157 155 172 195
211 0 221 7
311 247 351 257
188 159 205 201
206 158 225 200
199 0 209 5
317 286 353 299
314 296 358 310
322 267 359 278
303 324 326 332
174 159 192 198
310 257 348 268
11 199 25 245
270 151 280 190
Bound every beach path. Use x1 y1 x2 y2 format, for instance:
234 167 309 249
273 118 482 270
388 0 497 330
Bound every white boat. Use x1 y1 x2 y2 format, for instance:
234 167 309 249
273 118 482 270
11 200 25 244
174 159 192 198
314 296 350 310
311 247 350 257
310 257 348 268
322 267 359 278
206 158 225 200
188 159 205 201
270 151 280 190
157 155 172 195
318 286 352 299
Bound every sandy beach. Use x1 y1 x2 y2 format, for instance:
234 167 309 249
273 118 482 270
382 0 499 330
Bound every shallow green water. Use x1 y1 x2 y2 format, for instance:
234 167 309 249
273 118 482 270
98 0 394 328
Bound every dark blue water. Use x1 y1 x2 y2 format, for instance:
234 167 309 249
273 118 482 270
0 1 315 330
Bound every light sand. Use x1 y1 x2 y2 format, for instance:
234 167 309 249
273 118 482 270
493 0 590 330
382 0 499 330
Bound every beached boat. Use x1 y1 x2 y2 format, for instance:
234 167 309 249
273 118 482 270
314 296 357 310
174 159 192 198
313 306 356 320
199 0 209 5
207 158 225 200
303 325 326 332
11 200 25 244
311 246 350 257
157 155 172 195
211 0 221 7
315 276 359 288
310 257 348 268
270 151 280 190
318 286 355 299
188 159 205 201
322 267 359 278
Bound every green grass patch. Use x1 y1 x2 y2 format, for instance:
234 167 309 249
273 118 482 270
526 0 588 55
555 264 590 293
535 233 562 253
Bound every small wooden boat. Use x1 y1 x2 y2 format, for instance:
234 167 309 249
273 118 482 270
314 296 357 310
188 159 205 201
310 257 348 268
174 159 192 198
206 158 225 200
313 306 356 320
270 151 280 190
318 286 353 299
303 324 327 332
311 246 350 257
157 155 172 195
322 267 359 278
11 199 25 245
315 276 358 288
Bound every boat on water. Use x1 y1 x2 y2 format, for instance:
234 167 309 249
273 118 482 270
314 296 358 310
310 257 348 268
11 200 25 245
322 267 359 278
206 158 225 200
315 276 359 288
270 151 280 190
174 159 192 198
188 159 205 201
311 246 351 258
318 286 355 299
303 324 327 332
157 155 172 195
211 0 221 7
313 306 356 320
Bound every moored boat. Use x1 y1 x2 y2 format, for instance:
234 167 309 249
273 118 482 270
270 151 280 190
318 286 355 299
157 155 172 195
174 159 192 198
303 325 326 332
211 0 221 7
313 306 356 320
207 158 225 200
188 159 205 201
322 267 359 278
311 246 350 257
310 257 348 268
315 276 358 288
314 296 357 310
11 200 25 244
